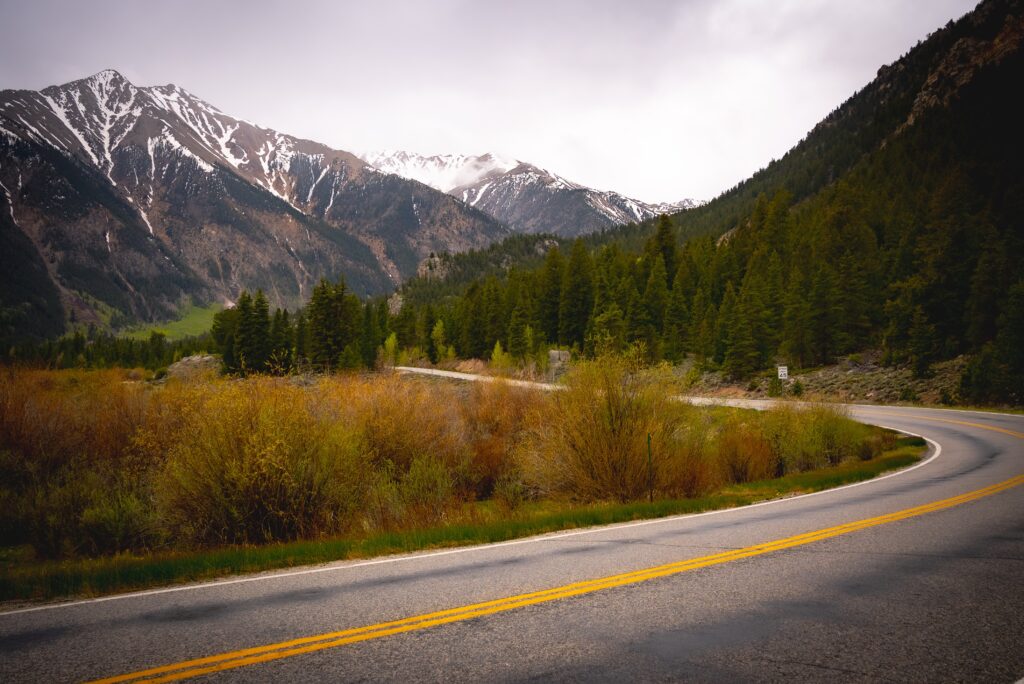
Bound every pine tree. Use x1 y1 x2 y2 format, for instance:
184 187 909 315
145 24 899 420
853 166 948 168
459 283 488 359
482 279 505 352
361 302 381 368
650 214 678 289
307 278 338 368
663 280 689 362
994 279 1024 402
268 308 292 373
907 305 937 378
644 255 669 332
294 311 308 366
586 303 626 356
507 302 530 359
965 225 1007 349
538 246 564 345
690 287 717 365
724 301 760 379
558 239 594 349
232 291 256 373
807 264 840 365
714 284 738 365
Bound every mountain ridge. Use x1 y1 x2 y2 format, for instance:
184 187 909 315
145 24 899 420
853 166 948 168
360 150 698 236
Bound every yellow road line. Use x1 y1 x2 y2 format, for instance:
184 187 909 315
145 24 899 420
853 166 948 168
855 411 1024 439
91 472 1024 683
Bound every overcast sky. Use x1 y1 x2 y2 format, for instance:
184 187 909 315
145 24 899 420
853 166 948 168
1 0 978 203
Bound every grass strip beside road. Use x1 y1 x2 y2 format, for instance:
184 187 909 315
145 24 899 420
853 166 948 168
0 438 925 604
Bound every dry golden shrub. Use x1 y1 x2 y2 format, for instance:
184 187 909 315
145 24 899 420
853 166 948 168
460 381 542 499
519 356 704 502
155 378 366 545
317 375 471 530
714 414 779 484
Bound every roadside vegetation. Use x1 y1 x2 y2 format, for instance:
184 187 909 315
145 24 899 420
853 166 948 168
0 356 923 602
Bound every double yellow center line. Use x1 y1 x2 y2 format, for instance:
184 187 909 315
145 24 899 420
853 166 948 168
94 471 1024 683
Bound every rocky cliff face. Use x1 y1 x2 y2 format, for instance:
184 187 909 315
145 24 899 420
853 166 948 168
0 71 507 337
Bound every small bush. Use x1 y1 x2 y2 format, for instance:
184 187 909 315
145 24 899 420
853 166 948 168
898 387 919 402
715 416 778 483
521 354 703 501
460 381 538 498
155 380 366 545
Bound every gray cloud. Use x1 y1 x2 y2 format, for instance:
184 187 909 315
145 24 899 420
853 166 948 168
0 0 978 202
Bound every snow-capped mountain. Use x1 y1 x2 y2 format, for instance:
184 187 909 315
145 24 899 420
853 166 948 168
360 150 698 237
0 70 505 336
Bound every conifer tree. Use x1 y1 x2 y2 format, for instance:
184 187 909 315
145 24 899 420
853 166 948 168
482 279 505 352
538 246 564 344
724 301 760 379
663 279 689 362
361 302 381 368
232 291 258 373
643 255 669 333
714 284 738 365
690 287 717 365
907 305 937 378
558 239 594 349
781 267 813 367
586 303 626 356
507 302 530 360
307 279 338 368
650 214 678 289
268 308 292 372
294 311 308 367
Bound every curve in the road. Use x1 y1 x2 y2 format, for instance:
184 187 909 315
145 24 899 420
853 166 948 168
83 407 1024 684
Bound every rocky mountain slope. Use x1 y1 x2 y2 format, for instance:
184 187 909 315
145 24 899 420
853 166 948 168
0 71 507 338
361 150 697 236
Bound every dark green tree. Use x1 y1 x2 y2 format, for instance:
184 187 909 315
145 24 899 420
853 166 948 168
558 239 594 348
538 246 564 344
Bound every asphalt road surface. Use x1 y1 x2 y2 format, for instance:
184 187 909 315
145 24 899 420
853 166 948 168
1 402 1021 683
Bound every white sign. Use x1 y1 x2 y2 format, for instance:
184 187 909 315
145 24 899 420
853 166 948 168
777 366 788 380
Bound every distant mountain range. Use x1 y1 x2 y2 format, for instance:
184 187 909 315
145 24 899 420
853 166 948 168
0 71 507 337
361 150 698 236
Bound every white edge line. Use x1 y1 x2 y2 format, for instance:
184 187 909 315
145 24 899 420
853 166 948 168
0 424 940 618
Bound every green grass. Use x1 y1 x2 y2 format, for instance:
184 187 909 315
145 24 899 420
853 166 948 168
0 437 925 605
121 302 222 341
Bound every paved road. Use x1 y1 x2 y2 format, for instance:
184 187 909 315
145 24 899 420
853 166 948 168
0 402 1021 682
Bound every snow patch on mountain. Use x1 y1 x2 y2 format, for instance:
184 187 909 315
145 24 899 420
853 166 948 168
360 150 518 192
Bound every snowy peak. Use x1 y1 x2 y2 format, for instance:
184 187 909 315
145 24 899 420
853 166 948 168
362 150 698 237
360 150 518 192
0 71 374 214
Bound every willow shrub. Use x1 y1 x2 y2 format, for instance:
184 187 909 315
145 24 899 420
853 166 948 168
519 355 716 502
155 380 367 545
0 369 159 557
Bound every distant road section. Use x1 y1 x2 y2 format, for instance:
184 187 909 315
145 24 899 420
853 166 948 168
1 374 1022 682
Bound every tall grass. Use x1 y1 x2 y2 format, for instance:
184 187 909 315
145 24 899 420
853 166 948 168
0 362 894 569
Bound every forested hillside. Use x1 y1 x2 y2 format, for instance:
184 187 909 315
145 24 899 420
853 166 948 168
385 0 1024 403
